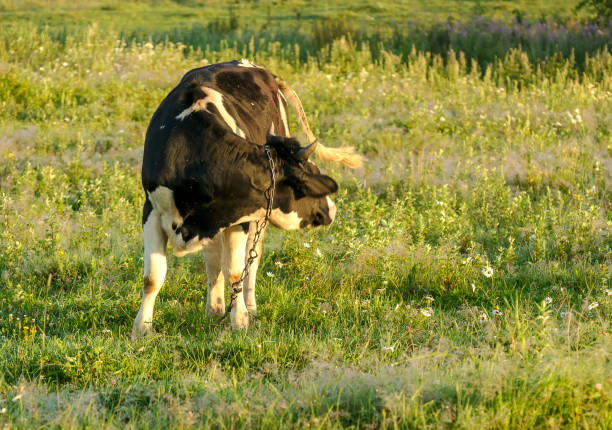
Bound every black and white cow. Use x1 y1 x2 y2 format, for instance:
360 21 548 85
132 59 362 337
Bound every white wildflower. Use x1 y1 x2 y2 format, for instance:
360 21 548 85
101 329 111 333
531 233 536 240
478 312 488 322
382 345 395 352
587 302 599 310
274 261 284 268
382 280 388 285
420 308 433 317
425 295 434 302
481 266 494 278
303 242 311 248
543 297 553 305
266 272 275 278
492 309 503 316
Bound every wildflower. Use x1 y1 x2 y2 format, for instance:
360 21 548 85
478 312 488 322
56 249 64 255
544 297 552 305
425 295 434 302
382 280 388 285
6 152 14 159
382 345 395 352
101 329 111 333
492 309 503 316
303 242 311 248
587 302 599 310
462 256 473 265
274 261 284 268
595 383 603 391
62 62 68 67
481 266 494 278
0 407 5 413
332 337 342 341
266 272 275 278
315 248 322 257
420 308 433 317
530 234 536 240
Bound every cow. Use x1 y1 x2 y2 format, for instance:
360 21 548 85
132 59 362 338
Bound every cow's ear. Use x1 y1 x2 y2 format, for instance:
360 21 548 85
292 170 338 198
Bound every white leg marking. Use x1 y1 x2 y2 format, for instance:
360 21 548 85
175 87 244 137
222 225 250 329
204 233 225 317
132 209 168 339
244 222 266 315
278 92 290 136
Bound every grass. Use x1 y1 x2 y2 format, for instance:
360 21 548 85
0 1 611 428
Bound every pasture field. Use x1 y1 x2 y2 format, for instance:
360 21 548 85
0 1 611 428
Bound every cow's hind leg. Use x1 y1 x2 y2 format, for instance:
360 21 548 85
244 221 266 316
222 224 250 329
132 203 168 339
204 233 225 317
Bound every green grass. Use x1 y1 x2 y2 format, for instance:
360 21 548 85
0 1 611 428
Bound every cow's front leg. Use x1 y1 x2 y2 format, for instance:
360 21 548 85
244 221 266 316
204 233 225 317
222 224 250 329
132 205 168 339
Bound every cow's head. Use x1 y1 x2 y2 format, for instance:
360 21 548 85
265 136 338 230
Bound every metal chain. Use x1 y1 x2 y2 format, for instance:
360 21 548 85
215 145 275 325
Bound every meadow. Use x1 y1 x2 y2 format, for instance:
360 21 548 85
0 0 611 428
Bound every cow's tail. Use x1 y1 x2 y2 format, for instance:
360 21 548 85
275 77 363 169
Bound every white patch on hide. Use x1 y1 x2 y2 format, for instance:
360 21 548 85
270 208 302 230
238 59 258 68
175 87 244 138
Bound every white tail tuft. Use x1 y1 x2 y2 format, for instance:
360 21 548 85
275 77 363 169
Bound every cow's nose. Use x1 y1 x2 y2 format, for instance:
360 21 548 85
326 196 337 223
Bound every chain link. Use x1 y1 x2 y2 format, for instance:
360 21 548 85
215 145 275 325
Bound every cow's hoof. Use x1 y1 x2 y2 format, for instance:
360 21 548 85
206 302 226 317
231 309 249 330
131 323 152 341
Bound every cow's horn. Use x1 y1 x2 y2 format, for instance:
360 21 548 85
296 140 318 160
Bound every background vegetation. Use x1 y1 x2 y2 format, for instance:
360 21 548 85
0 0 610 428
